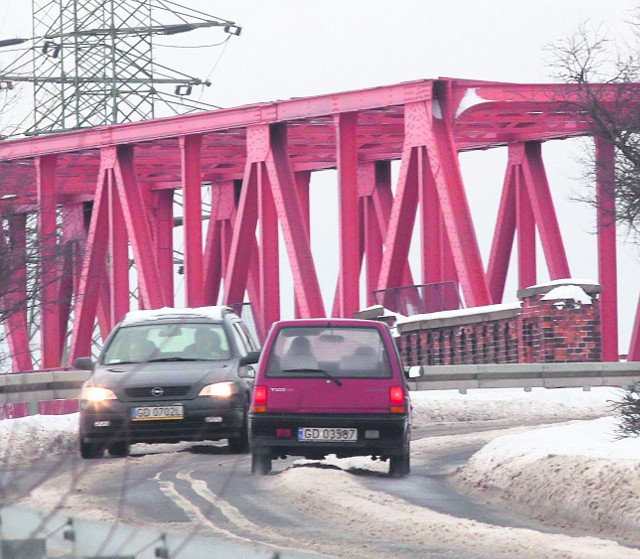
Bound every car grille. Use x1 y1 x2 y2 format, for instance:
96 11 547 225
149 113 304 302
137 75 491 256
124 386 191 399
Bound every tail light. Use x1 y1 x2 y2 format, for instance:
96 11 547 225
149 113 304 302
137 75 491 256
389 385 405 413
252 385 268 412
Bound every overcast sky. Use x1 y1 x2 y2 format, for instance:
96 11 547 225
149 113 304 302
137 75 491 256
1 0 640 350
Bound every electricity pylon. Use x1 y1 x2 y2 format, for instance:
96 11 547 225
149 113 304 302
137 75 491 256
0 0 240 136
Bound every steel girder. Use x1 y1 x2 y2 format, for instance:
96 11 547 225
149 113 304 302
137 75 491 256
0 77 637 370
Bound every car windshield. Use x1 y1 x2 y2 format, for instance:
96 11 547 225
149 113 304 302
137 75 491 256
102 322 231 365
266 325 391 379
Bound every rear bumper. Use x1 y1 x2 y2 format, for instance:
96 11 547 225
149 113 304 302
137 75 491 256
248 412 410 459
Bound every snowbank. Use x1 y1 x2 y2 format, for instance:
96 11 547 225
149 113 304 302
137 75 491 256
454 416 640 537
0 413 78 466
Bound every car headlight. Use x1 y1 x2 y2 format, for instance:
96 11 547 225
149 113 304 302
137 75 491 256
81 386 117 402
198 381 238 398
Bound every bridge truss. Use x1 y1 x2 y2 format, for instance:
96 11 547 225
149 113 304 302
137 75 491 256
0 77 636 371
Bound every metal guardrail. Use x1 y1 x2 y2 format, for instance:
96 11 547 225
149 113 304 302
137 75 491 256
0 369 89 406
405 362 640 391
1 362 639 410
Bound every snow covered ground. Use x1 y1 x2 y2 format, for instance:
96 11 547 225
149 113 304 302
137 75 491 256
2 386 639 558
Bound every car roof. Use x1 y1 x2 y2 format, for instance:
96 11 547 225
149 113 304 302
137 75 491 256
272 318 389 330
120 306 236 326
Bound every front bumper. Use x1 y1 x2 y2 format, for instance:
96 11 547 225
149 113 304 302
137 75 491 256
248 412 410 459
80 398 245 445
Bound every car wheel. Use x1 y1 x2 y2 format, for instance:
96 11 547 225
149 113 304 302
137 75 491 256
228 409 250 453
389 441 410 478
251 451 272 475
228 433 249 454
80 441 103 459
108 440 130 457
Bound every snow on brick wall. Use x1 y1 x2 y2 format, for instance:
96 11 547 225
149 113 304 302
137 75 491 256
395 280 602 366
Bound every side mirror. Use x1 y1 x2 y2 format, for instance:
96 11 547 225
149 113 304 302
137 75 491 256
239 350 260 366
74 356 95 371
238 365 256 379
404 365 422 379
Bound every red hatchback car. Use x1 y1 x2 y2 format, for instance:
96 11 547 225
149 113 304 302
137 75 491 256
248 318 411 477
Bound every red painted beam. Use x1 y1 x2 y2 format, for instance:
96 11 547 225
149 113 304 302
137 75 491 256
595 138 619 361
113 146 167 310
153 189 175 305
36 155 62 368
181 135 205 308
487 163 516 303
69 166 110 361
1 216 32 371
258 163 280 332
108 171 129 328
336 113 360 317
265 124 325 318
521 142 570 280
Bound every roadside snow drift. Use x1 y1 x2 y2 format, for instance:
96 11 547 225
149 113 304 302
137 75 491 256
454 416 640 537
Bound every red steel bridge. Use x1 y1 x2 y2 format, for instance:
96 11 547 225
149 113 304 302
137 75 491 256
0 77 637 372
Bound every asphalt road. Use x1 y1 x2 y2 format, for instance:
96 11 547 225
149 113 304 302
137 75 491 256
2 420 633 559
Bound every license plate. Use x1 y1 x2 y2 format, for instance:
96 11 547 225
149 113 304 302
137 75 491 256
131 405 184 421
298 427 357 442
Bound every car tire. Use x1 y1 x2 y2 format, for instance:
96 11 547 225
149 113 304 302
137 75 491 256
251 451 272 475
228 433 249 454
389 441 410 478
80 441 103 459
108 440 130 457
228 414 249 454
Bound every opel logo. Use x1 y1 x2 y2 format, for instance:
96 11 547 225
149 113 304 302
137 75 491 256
151 386 164 397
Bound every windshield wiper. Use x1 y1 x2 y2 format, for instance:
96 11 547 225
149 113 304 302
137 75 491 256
281 368 343 387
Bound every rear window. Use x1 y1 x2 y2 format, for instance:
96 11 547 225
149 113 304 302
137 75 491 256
102 322 231 364
266 326 391 379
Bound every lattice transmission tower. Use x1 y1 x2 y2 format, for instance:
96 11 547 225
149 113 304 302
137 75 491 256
0 0 240 136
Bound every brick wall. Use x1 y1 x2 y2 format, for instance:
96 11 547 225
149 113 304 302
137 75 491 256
391 280 602 366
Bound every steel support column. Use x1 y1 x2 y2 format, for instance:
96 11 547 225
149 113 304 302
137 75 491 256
36 155 61 368
359 163 381 307
336 112 360 317
516 162 537 289
153 189 175 305
595 138 619 361
181 135 204 308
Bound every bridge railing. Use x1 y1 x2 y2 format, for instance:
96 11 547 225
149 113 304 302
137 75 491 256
1 362 639 419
